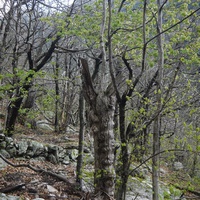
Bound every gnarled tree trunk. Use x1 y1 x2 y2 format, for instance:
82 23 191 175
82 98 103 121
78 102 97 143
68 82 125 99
81 58 116 199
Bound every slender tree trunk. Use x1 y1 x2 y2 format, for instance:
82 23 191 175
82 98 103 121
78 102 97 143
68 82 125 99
152 118 160 200
152 1 164 199
76 88 85 189
116 100 129 200
190 123 199 177
54 54 59 132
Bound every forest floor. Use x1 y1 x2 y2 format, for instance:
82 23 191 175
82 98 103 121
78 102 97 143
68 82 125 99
0 125 87 200
0 124 200 200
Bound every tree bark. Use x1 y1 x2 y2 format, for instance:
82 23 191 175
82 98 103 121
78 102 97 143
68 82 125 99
5 96 24 136
152 0 164 199
76 88 85 189
80 58 116 199
116 100 129 200
54 53 59 132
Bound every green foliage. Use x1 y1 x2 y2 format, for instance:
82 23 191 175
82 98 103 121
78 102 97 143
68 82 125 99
0 0 199 196
163 189 171 199
169 185 182 197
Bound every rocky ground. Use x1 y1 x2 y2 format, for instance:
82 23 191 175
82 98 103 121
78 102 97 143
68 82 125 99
0 124 200 200
0 158 83 199
0 126 88 200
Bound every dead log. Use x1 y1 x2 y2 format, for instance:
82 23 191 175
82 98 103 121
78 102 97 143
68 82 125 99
0 183 25 193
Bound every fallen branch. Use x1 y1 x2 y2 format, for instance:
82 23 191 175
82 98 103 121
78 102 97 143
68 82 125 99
0 183 25 193
0 153 71 184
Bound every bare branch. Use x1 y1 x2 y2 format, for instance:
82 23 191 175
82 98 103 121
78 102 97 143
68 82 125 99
146 7 200 45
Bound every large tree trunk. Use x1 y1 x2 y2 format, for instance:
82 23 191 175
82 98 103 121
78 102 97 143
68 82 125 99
80 58 116 199
5 96 23 136
92 94 116 198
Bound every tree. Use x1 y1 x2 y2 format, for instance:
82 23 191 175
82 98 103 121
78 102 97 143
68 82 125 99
152 0 165 199
81 57 116 199
1 0 199 199
0 0 75 135
67 0 200 199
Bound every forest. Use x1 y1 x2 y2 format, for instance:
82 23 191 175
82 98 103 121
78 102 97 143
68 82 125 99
0 0 200 199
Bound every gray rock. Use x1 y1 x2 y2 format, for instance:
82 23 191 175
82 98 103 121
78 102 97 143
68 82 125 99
36 120 53 131
0 193 7 200
5 137 14 145
84 155 94 164
29 140 45 156
62 156 70 165
0 149 10 158
174 162 184 170
7 194 22 200
17 140 28 156
69 149 78 161
0 135 78 165
0 141 7 149
46 185 58 193
47 144 59 163
57 149 68 161
0 158 7 170
0 193 21 200
47 144 57 152
66 125 78 134
25 140 45 157
6 147 17 157
0 134 5 142
45 111 55 119
48 154 58 164
126 177 152 200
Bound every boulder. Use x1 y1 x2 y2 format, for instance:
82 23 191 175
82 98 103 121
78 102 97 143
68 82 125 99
174 162 184 170
17 140 29 156
36 120 53 131
27 140 45 157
